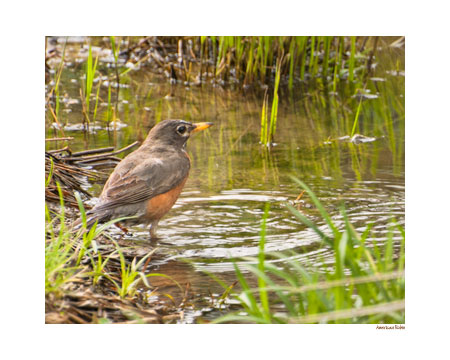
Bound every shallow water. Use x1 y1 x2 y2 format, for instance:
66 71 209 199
46 37 405 322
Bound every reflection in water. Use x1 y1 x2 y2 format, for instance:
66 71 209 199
46 38 404 323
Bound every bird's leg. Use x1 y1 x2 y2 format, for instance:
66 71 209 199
114 222 129 234
149 220 159 239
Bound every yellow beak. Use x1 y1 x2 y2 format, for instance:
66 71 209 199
192 122 213 133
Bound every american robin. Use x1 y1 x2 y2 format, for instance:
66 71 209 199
74 119 213 238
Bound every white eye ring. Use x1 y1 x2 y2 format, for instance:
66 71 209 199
177 125 188 135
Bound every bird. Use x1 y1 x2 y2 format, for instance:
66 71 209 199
73 119 213 238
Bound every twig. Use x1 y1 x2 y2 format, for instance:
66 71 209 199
46 137 74 142
75 156 123 164
48 104 66 138
180 282 191 308
77 161 120 168
63 141 139 163
295 190 306 202
108 141 139 156
295 190 306 210
46 146 71 154
71 146 115 157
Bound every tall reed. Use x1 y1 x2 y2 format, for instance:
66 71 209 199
260 56 282 146
82 44 98 124
348 36 356 83
46 38 67 136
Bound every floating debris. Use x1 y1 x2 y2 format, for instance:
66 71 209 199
337 134 377 144
325 134 377 145
350 134 377 144
370 77 386 82
386 70 405 77
353 93 379 100
105 121 128 131
58 121 128 132
50 122 62 130
64 123 102 132
353 89 379 100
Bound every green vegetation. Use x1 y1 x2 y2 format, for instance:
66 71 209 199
46 181 134 294
260 57 282 146
213 178 404 324
46 182 129 297
106 241 156 298
46 36 403 155
159 36 376 90
45 173 188 322
45 36 404 324
81 44 99 125
45 39 67 136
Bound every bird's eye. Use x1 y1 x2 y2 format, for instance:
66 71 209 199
177 125 187 134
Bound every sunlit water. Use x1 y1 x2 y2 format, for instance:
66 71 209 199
46 38 404 322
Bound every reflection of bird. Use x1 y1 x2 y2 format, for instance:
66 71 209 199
73 119 212 238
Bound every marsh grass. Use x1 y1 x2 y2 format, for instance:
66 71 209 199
46 39 67 137
348 36 357 83
46 36 393 156
45 175 188 325
46 182 149 301
260 56 282 146
104 241 156 298
351 97 363 137
81 44 99 126
213 178 405 324
45 184 81 296
53 41 67 123
260 90 269 144
109 36 121 121
145 36 374 89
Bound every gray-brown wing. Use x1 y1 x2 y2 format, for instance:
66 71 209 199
93 151 190 213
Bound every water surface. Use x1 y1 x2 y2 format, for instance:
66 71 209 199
46 38 405 322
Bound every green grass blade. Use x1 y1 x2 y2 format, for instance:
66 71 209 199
351 97 363 137
348 36 356 82
258 203 270 320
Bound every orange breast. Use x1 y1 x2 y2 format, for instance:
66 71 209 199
145 176 188 221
